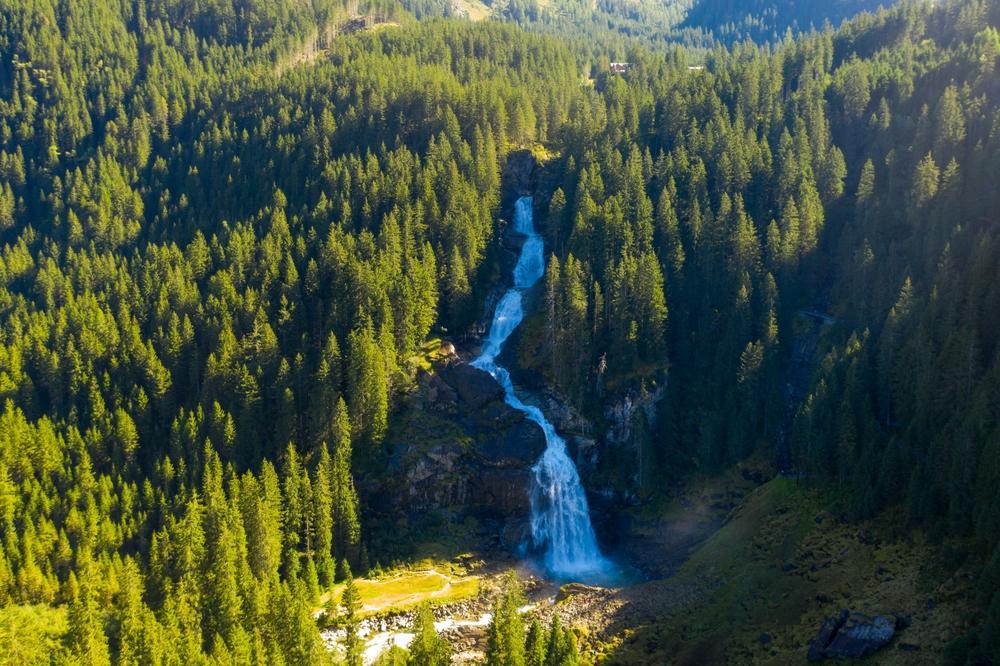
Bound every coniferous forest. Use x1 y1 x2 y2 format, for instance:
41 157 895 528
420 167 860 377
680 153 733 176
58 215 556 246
1 0 1000 663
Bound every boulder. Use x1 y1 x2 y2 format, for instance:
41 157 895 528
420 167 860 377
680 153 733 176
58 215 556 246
368 349 552 555
422 372 458 414
807 610 848 661
556 583 600 602
441 363 504 409
808 610 897 661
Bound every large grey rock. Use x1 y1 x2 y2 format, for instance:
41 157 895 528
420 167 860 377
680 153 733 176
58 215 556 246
555 583 600 602
503 149 536 196
808 610 897 661
441 363 504 409
392 440 468 509
421 372 458 414
827 614 897 658
374 356 545 535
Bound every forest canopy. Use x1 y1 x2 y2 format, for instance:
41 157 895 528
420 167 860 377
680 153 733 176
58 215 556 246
1 0 999 663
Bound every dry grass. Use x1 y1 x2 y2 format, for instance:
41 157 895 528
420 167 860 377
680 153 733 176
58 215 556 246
603 475 977 665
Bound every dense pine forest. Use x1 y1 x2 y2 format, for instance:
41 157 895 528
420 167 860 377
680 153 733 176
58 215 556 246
1 0 999 663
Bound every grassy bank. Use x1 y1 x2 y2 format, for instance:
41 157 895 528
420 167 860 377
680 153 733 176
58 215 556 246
602 474 979 664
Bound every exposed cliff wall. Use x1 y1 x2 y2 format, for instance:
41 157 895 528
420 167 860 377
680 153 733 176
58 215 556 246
366 348 546 550
531 374 668 543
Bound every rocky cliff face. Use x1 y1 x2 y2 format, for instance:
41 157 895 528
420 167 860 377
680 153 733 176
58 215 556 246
371 348 545 549
503 149 537 198
370 350 668 558
529 375 668 541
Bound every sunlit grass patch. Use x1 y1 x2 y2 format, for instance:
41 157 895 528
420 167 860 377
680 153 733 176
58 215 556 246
322 564 481 616
452 0 491 21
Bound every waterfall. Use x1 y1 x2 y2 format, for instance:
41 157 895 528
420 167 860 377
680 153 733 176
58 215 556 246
472 196 610 580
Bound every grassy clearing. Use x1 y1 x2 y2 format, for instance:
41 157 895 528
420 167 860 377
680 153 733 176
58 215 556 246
452 0 492 21
321 563 481 616
395 338 455 392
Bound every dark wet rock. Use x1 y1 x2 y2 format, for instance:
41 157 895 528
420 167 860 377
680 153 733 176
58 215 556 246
500 518 532 551
477 467 534 515
441 362 504 409
475 417 545 466
503 219 532 251
807 611 847 661
826 614 896 658
503 149 537 196
807 610 897 661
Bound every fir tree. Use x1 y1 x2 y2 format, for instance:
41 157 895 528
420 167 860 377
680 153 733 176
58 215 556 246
485 573 526 666
407 603 450 666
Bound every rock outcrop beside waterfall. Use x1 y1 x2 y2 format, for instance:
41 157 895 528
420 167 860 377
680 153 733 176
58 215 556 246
503 149 537 198
528 375 668 506
369 350 545 544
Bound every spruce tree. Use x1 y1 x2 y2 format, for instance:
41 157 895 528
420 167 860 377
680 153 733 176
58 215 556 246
341 560 363 666
347 324 390 446
525 619 547 666
331 399 361 560
485 573 526 666
407 603 450 666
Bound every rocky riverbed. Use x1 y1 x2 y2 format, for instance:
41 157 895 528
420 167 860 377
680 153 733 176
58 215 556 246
321 568 555 665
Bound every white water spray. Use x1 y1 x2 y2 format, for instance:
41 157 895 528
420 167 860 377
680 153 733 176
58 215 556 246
472 196 610 580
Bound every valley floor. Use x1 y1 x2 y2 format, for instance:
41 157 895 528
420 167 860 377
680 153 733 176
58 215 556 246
344 464 980 664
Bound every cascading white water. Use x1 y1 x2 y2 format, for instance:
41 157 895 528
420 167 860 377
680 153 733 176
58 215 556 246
472 196 610 580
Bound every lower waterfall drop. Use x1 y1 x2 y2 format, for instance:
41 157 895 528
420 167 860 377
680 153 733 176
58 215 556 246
472 196 610 580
